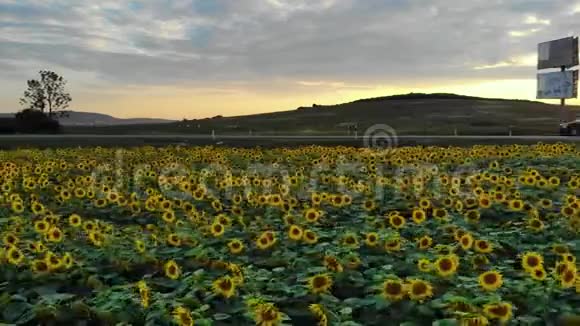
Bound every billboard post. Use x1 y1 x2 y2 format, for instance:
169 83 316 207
561 66 565 107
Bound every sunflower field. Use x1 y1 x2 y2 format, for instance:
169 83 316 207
0 143 579 325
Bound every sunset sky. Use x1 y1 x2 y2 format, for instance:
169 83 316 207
0 0 579 120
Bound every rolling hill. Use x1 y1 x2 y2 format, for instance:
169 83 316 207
65 93 580 136
0 111 174 126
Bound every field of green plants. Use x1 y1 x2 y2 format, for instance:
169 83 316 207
0 143 579 325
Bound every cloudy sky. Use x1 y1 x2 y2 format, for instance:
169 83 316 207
1 0 579 119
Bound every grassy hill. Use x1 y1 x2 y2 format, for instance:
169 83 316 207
64 93 580 136
0 111 174 126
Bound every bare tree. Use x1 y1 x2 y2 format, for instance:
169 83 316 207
20 70 72 118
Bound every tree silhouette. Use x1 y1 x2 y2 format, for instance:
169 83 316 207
20 70 71 118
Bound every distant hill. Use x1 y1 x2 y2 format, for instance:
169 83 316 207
58 92 580 136
0 111 174 126
348 92 540 104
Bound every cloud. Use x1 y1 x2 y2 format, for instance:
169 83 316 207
508 28 541 38
524 15 551 25
473 54 537 70
0 0 579 114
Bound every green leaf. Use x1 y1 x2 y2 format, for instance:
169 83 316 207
197 304 211 312
195 318 214 326
2 302 32 323
339 307 353 315
39 293 76 303
9 295 27 302
432 319 458 326
213 313 231 320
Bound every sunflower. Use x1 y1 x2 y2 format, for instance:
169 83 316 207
162 210 176 223
432 208 449 220
74 188 86 198
62 252 74 269
210 222 225 237
282 214 295 226
309 304 328 326
6 246 24 265
407 279 433 302
417 258 432 272
418 197 431 209
530 267 547 281
31 201 45 215
474 240 493 254
323 255 343 273
384 238 402 252
31 259 49 273
216 214 232 227
508 199 524 211
211 200 223 212
551 244 569 255
325 194 339 207
227 239 244 254
11 201 24 213
559 264 577 288
459 233 474 250
478 270 503 291
32 241 45 253
135 240 146 253
561 206 576 217
307 273 333 294
288 224 303 241
345 254 362 269
459 315 490 326
173 306 194 326
381 278 406 301
254 303 282 326
483 302 513 323
83 220 97 233
548 176 560 187
44 252 62 271
302 229 318 244
560 253 576 264
94 198 107 208
256 234 273 250
212 275 236 298
364 232 380 247
136 280 150 308
464 209 480 223
478 196 492 209
68 214 82 227
435 255 459 277
88 231 104 247
527 218 544 232
34 220 49 234
521 252 543 272
418 235 433 250
412 208 427 224
47 226 64 243
342 233 359 248
389 214 406 229
363 199 376 211
3 233 19 246
164 260 181 280
167 233 181 247
304 208 321 223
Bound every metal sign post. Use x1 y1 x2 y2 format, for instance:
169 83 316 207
561 65 566 123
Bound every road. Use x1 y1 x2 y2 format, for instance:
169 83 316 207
0 134 578 148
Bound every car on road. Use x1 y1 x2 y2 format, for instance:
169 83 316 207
560 119 580 136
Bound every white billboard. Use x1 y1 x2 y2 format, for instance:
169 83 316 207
537 37 579 69
537 71 578 99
